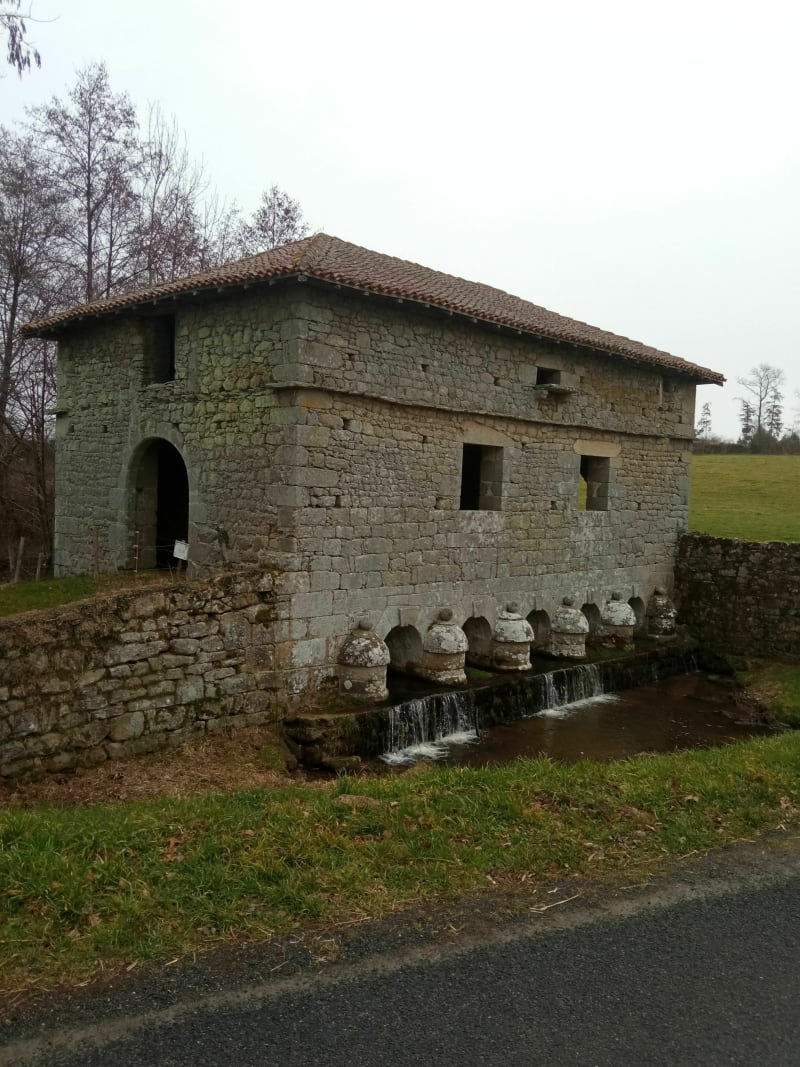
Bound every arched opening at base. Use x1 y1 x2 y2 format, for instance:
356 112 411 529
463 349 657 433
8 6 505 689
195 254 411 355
580 602 602 646
463 616 493 668
385 625 423 675
628 596 646 634
130 439 189 569
527 609 552 652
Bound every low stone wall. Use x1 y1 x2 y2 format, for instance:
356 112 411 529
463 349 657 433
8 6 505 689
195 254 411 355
0 571 280 779
675 534 800 658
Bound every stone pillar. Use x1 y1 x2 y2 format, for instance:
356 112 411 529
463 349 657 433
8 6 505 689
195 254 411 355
418 609 469 685
549 597 589 659
647 586 677 639
491 602 534 670
600 591 637 651
336 617 390 701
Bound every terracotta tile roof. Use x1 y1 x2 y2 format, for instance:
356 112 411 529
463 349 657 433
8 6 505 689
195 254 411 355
24 233 724 384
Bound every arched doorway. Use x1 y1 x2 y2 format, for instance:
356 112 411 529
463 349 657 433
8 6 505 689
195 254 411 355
130 439 189 569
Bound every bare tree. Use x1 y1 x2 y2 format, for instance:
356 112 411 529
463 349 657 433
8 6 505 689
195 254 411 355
2 1 41 76
0 130 64 566
737 363 785 434
132 104 208 284
196 191 244 269
236 184 308 255
29 63 139 303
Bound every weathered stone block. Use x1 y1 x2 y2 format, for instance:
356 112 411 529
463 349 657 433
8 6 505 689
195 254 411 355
170 638 200 655
108 711 146 741
104 641 168 667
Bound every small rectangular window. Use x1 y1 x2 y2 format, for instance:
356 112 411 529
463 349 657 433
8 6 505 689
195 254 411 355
142 315 176 383
460 444 503 511
536 367 561 385
578 455 610 511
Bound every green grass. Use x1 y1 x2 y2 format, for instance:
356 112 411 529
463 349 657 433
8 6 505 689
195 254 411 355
689 454 800 542
741 662 800 726
0 572 165 619
2 731 800 994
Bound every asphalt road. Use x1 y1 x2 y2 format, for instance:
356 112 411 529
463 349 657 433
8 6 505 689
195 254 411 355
4 842 800 1067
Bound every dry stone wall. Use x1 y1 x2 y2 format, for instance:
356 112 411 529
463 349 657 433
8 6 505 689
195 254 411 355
0 571 281 779
675 534 800 658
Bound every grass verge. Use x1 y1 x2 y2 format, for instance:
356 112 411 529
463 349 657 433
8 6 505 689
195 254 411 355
2 731 799 995
741 662 800 726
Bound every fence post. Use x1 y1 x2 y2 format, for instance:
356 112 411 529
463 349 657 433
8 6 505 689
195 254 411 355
12 536 25 584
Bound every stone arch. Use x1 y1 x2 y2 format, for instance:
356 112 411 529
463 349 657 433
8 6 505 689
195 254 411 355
127 438 189 569
580 602 602 642
526 609 552 651
462 615 493 668
628 596 647 634
385 625 423 674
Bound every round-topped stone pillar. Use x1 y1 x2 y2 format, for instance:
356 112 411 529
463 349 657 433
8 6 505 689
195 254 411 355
491 603 534 670
418 609 469 685
549 597 589 659
336 617 390 701
601 591 637 651
647 586 677 639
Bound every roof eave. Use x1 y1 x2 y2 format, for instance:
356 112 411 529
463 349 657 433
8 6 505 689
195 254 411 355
23 269 725 386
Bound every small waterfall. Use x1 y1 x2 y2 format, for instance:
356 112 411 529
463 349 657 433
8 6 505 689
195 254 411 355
387 698 430 752
535 662 616 719
382 689 478 764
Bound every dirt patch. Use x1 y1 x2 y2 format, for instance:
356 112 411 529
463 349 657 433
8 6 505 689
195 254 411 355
0 727 320 809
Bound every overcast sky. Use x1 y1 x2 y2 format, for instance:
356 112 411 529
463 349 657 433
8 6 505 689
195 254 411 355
4 0 799 440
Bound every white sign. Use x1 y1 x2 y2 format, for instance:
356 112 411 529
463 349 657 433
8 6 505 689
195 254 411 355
173 540 189 561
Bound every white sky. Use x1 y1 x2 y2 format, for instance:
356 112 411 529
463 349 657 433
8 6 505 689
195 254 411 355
4 0 799 440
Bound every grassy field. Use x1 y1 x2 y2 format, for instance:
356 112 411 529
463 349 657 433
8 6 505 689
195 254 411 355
689 454 800 542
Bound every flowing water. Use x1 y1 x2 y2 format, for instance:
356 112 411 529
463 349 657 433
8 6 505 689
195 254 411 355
382 690 478 765
380 668 768 767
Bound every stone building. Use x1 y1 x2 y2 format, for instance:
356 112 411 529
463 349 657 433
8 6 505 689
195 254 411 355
26 234 723 697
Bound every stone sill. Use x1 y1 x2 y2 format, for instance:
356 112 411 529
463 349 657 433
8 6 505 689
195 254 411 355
530 384 577 398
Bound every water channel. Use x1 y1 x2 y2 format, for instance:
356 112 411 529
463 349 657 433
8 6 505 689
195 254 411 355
379 666 770 768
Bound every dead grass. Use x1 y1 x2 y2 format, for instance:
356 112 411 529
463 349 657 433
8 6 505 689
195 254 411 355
0 727 305 810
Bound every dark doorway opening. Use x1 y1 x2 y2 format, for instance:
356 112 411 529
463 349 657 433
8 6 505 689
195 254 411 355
155 441 189 567
131 439 189 569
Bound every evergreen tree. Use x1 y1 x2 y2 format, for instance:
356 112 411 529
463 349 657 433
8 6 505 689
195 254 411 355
695 402 712 439
738 399 755 445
